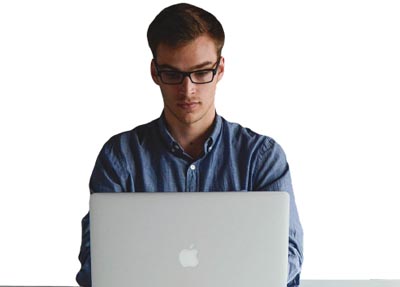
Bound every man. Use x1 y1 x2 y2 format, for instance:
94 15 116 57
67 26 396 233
76 3 303 287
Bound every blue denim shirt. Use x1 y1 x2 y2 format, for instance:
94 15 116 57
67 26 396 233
76 113 304 287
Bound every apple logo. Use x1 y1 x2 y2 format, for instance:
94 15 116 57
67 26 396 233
179 244 199 268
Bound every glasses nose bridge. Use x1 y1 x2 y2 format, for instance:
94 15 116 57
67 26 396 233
181 71 195 84
180 73 195 88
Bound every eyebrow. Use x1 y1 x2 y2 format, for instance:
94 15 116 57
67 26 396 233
156 60 214 71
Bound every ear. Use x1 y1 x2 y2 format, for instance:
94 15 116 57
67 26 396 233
216 56 225 82
151 60 161 86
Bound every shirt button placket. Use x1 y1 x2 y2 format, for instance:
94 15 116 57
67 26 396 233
186 164 197 192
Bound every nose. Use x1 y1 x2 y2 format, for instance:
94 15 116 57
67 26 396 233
179 75 195 95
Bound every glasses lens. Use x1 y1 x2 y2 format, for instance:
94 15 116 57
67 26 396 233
161 71 183 84
191 70 214 83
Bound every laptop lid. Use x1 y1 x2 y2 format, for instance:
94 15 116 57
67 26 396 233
90 191 289 287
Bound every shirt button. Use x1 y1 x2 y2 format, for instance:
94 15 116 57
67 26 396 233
190 164 196 170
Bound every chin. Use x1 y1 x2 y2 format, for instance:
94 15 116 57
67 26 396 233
179 115 200 125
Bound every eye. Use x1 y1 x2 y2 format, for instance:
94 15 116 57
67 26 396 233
195 70 210 76
163 71 182 80
192 70 212 80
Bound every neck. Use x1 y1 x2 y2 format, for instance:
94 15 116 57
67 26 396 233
164 111 216 158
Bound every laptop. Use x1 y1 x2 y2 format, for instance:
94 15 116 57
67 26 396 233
90 191 290 287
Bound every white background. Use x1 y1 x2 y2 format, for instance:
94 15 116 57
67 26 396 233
1 0 399 285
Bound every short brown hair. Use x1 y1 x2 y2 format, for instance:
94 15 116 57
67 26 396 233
147 3 225 58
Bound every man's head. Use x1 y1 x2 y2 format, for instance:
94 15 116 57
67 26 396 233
147 3 225 129
147 3 225 59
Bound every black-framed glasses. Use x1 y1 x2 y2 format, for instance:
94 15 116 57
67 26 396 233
153 58 221 85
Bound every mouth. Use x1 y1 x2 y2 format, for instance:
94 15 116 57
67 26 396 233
178 102 200 111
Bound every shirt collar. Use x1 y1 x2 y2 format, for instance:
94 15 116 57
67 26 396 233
157 111 222 156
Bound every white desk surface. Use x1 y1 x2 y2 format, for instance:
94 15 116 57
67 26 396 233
1 280 399 287
301 280 400 287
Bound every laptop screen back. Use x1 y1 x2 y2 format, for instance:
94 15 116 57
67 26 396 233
90 191 289 287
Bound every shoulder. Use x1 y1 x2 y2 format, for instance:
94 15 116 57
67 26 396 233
100 118 159 155
220 116 280 153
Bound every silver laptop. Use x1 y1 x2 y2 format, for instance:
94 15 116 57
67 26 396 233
90 191 289 287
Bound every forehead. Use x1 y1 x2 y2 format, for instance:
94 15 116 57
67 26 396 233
155 35 218 69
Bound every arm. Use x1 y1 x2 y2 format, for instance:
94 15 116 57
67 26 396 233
76 138 127 287
254 138 304 287
76 212 91 287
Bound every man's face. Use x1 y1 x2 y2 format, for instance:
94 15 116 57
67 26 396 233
151 35 224 128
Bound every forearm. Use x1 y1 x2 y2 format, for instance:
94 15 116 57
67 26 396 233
76 212 92 287
287 234 303 286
